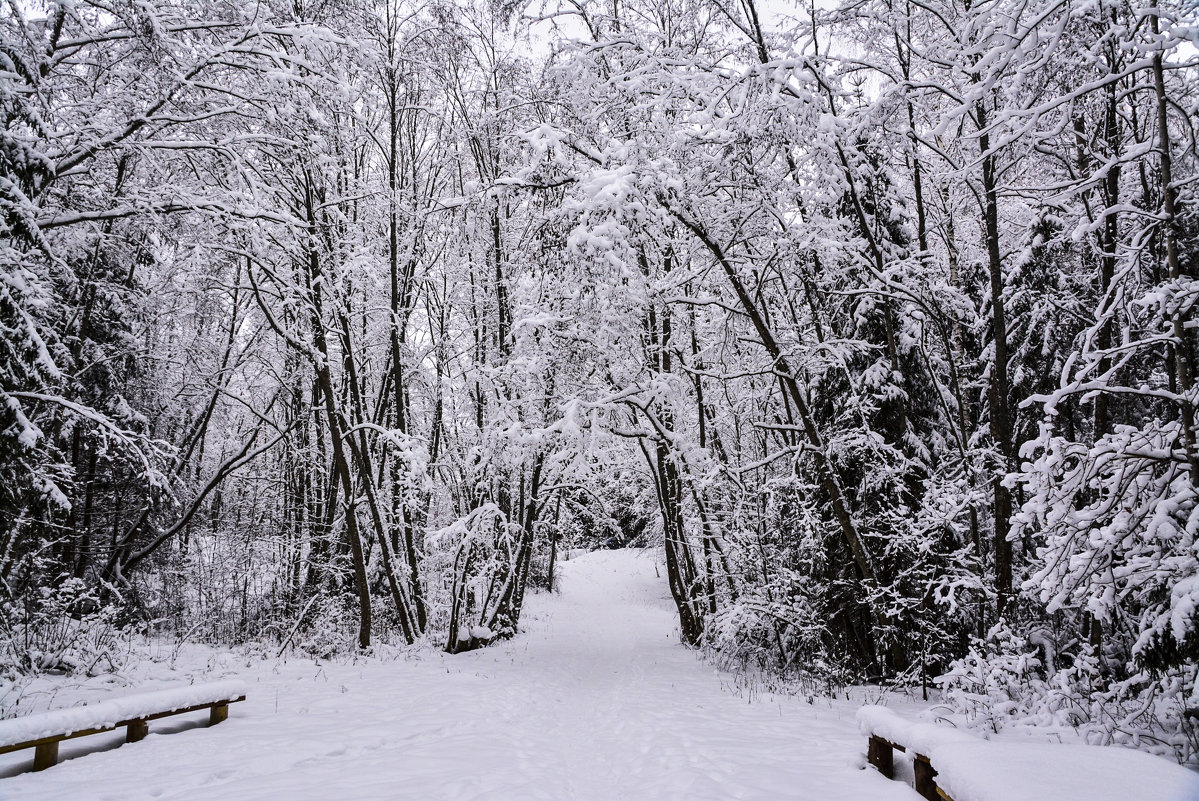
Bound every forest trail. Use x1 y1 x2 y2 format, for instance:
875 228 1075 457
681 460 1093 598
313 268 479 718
1 550 916 801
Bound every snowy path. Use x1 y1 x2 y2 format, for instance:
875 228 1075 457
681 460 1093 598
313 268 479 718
1 550 915 801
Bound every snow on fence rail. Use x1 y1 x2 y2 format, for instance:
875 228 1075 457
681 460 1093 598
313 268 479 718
857 705 1199 801
0 680 247 772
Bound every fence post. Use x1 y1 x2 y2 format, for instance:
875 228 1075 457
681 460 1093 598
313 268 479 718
33 741 58 771
867 735 894 779
914 754 939 800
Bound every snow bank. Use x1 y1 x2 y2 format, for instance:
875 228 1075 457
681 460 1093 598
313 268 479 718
857 705 1199 801
0 680 246 748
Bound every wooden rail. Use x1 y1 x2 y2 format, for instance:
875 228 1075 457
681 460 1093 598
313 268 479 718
0 694 245 772
860 705 1199 801
867 733 950 801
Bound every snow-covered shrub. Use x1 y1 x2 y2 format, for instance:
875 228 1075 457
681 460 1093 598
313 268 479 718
0 579 132 678
937 623 1047 733
938 622 1199 764
701 560 857 698
704 602 852 701
706 591 822 667
1052 666 1197 762
295 595 357 660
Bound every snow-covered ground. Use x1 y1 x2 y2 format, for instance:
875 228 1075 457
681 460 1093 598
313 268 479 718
1 549 921 800
12 549 1195 801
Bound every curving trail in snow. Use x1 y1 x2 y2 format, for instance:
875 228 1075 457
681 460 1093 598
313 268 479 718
0 550 916 801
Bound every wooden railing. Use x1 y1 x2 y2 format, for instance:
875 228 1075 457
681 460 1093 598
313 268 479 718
857 705 1199 801
0 681 246 773
867 732 944 800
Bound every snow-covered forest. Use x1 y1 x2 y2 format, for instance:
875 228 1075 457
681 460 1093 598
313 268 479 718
2 0 1198 778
